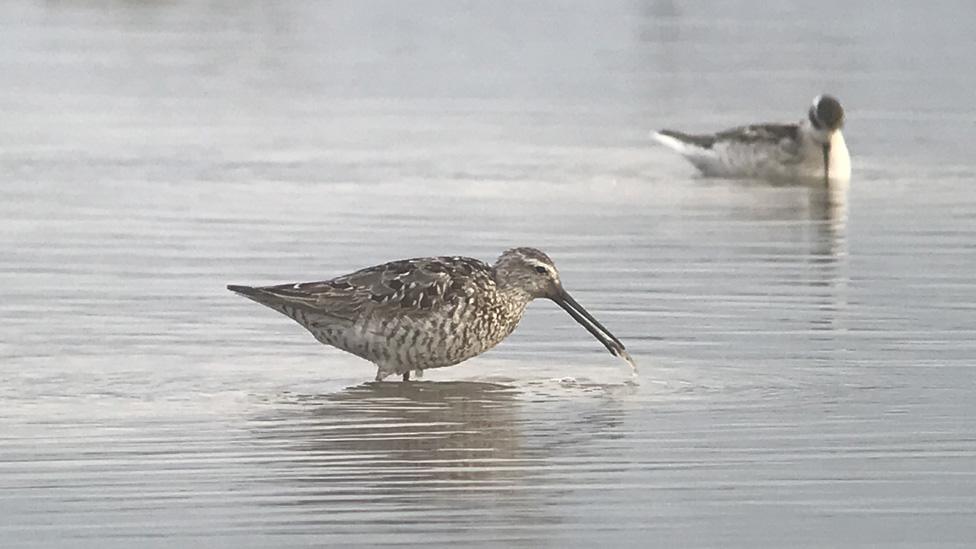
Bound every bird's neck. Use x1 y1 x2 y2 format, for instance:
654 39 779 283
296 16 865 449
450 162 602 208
495 283 534 309
489 285 534 340
799 116 834 145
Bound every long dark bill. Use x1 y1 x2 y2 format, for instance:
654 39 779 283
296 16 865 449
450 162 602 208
822 141 831 185
553 288 637 372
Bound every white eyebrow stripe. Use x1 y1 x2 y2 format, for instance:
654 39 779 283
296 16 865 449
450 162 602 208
525 259 555 274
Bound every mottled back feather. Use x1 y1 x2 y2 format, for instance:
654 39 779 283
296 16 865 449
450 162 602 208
659 124 799 150
256 256 494 323
714 123 799 148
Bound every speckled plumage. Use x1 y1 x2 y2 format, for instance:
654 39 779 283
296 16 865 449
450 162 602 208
228 248 635 381
652 94 851 184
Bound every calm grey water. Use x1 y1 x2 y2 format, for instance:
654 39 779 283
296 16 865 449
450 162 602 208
2 1 975 547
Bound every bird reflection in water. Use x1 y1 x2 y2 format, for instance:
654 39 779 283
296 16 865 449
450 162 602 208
248 377 629 536
253 381 524 490
725 181 850 342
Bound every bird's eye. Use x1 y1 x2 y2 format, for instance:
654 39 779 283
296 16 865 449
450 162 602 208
534 266 548 275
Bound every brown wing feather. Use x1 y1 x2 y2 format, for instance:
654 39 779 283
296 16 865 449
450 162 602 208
714 123 799 145
253 256 492 322
715 123 802 159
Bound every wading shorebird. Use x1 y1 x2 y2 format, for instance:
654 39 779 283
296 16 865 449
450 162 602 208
228 247 636 381
651 94 851 184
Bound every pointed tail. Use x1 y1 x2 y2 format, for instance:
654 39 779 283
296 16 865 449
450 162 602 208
651 129 716 155
227 284 294 312
228 283 314 327
227 284 261 297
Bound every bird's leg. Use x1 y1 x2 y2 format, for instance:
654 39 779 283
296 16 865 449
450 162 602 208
402 371 411 382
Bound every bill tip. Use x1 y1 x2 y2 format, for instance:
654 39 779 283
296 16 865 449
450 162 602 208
620 350 638 373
